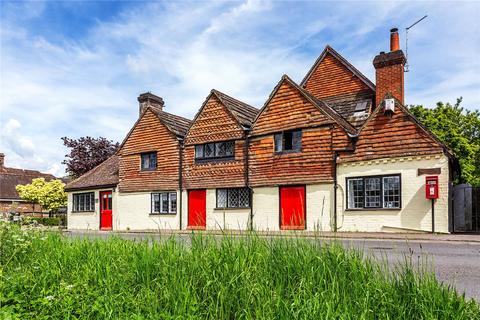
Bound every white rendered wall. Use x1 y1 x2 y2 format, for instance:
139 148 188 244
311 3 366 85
116 191 180 231
336 154 450 233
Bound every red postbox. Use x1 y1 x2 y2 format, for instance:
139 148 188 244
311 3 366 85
425 176 439 199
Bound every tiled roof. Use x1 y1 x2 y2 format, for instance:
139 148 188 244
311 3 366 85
151 108 191 137
211 89 259 127
64 155 119 191
300 45 375 91
0 167 56 200
321 91 374 128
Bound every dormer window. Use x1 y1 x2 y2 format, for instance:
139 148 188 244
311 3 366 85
274 129 302 153
195 141 235 162
141 152 157 170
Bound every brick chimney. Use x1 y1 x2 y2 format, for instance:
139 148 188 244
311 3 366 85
138 92 164 116
0 153 4 168
373 28 407 107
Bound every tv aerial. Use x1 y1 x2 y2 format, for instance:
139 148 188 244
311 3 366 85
405 15 428 72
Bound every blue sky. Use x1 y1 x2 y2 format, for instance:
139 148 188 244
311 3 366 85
1 0 479 176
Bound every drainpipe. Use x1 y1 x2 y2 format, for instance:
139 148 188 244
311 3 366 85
178 138 184 230
244 128 254 231
333 151 338 232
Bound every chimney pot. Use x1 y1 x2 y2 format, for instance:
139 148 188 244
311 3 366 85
138 92 165 116
390 27 400 51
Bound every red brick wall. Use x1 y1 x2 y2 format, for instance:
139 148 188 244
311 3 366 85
375 63 404 107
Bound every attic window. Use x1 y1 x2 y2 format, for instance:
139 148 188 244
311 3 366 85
274 129 302 153
141 152 157 170
354 100 368 112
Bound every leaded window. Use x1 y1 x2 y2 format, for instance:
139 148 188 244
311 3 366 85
347 175 401 209
195 141 235 161
151 192 177 214
73 192 95 212
216 188 250 208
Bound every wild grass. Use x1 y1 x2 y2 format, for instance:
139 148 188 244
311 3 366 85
1 223 479 319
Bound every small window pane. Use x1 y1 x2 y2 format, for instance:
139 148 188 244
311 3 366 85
365 177 381 208
217 189 227 208
161 193 169 213
152 194 160 213
195 145 204 159
215 142 226 157
348 178 364 209
239 188 250 207
283 131 293 150
228 189 239 208
225 141 234 156
292 130 302 151
204 143 214 158
274 133 282 152
141 152 157 169
169 193 177 213
383 176 400 208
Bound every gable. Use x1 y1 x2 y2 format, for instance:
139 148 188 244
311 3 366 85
251 78 336 136
302 51 374 100
340 100 445 162
185 94 245 145
120 109 179 156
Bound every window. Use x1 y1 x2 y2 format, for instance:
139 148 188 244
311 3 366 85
346 175 401 209
274 129 301 153
73 192 95 212
195 141 235 161
141 152 157 170
151 192 177 214
216 188 250 208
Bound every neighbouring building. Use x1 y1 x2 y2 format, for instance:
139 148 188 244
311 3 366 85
65 28 458 233
0 153 56 217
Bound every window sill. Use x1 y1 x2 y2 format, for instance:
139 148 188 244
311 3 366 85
195 157 235 164
149 213 177 216
71 211 95 214
214 207 251 211
140 168 157 172
345 208 401 212
274 150 301 155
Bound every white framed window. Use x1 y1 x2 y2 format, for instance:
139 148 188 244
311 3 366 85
73 192 95 212
346 174 401 209
151 192 177 214
195 141 235 161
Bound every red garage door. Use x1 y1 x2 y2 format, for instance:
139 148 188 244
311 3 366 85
188 189 206 229
280 186 306 230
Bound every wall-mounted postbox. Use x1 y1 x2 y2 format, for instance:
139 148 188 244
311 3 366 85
425 176 439 199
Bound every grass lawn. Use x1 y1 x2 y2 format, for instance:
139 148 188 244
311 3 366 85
1 223 479 319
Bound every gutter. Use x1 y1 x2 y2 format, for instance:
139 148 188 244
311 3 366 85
244 128 254 231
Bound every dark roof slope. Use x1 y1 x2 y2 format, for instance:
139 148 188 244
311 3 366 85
151 108 191 137
0 167 56 200
211 89 259 127
321 91 374 128
64 155 119 191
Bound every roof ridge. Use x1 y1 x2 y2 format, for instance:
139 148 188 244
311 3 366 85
211 89 258 112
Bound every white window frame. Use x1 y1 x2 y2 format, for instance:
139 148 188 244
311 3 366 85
151 192 177 214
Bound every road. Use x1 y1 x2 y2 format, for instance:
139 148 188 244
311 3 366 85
66 232 480 302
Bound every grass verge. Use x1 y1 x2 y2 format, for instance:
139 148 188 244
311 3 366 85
1 223 479 319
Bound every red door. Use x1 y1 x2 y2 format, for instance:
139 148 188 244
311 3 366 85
280 186 306 230
100 191 113 230
188 189 206 229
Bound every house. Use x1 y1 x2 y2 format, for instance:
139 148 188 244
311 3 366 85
65 28 458 233
0 153 56 217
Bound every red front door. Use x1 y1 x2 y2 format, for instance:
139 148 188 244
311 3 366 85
188 189 206 229
100 191 113 230
280 186 306 230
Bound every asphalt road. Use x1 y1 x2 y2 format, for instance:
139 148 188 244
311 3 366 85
66 232 480 302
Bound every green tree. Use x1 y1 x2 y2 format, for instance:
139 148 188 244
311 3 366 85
409 98 480 186
16 178 67 213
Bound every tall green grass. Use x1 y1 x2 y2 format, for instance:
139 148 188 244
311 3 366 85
1 223 479 319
